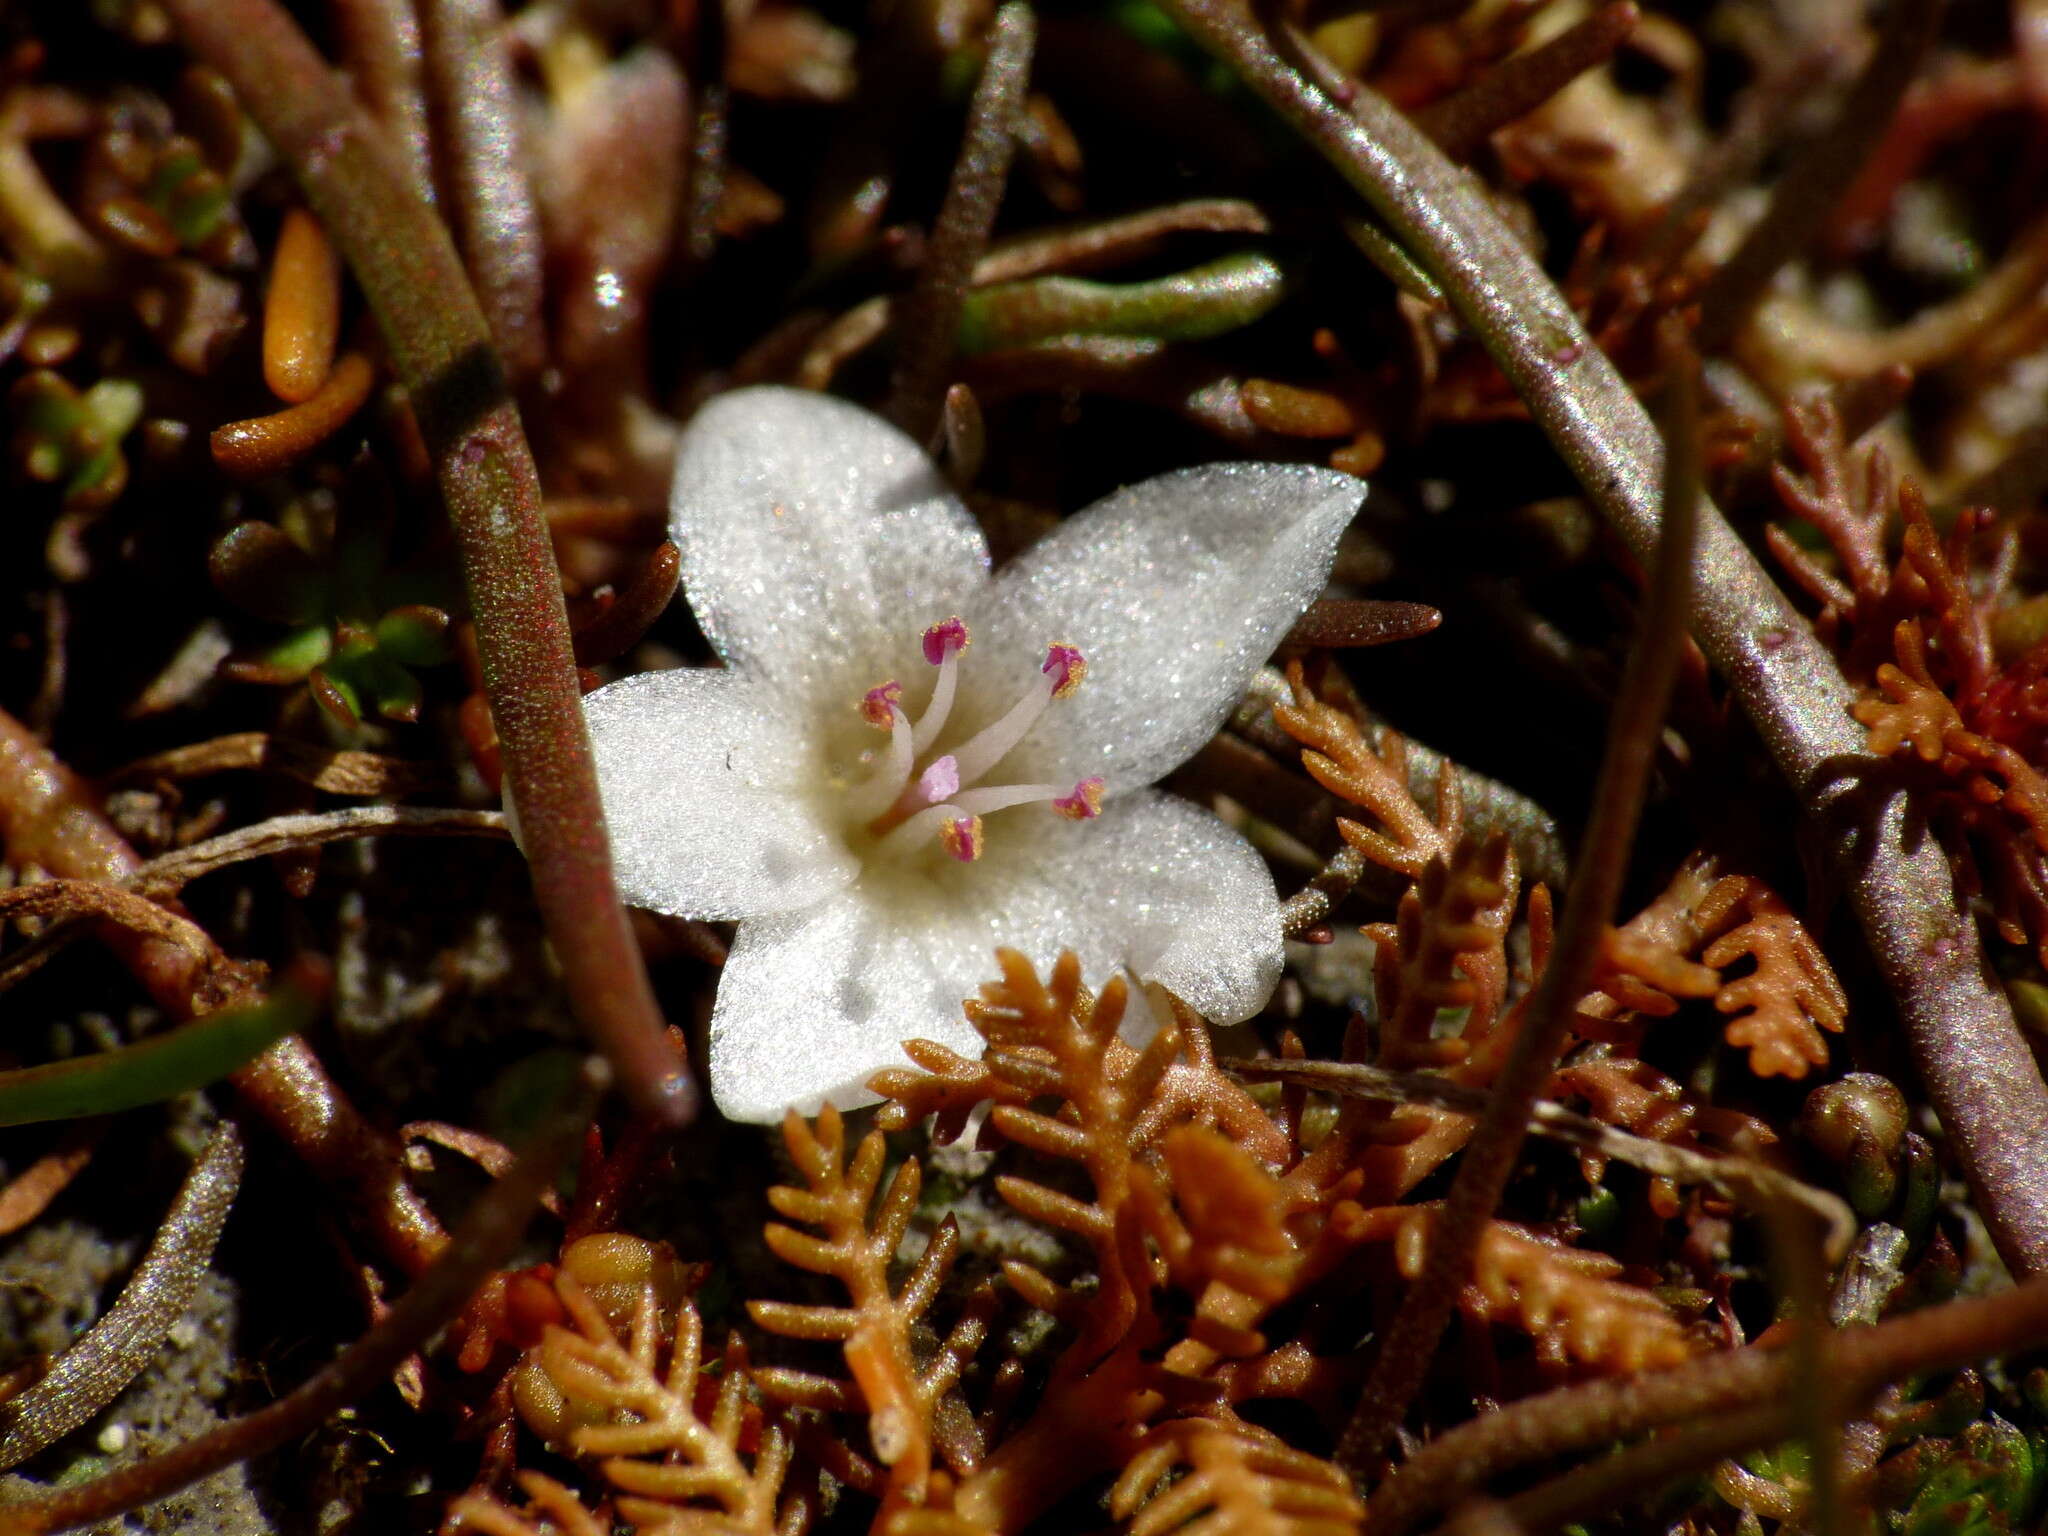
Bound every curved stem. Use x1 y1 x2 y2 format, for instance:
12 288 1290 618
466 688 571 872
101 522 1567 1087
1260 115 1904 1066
1159 0 2048 1282
0 1067 598 1535
1370 1271 2048 1534
158 0 691 1125
0 1124 243 1470
1335 328 1701 1474
0 705 448 1276
885 2 1035 442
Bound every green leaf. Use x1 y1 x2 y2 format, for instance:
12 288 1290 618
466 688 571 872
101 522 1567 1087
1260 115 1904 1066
0 969 323 1126
309 664 362 727
253 622 333 679
373 604 454 667
955 252 1289 354
210 521 330 624
1904 1417 2041 1536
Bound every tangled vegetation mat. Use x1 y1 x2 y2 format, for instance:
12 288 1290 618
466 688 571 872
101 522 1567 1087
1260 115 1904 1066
4 0 2048 1530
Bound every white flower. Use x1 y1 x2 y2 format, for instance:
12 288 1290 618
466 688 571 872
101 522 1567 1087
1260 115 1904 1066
583 386 1364 1122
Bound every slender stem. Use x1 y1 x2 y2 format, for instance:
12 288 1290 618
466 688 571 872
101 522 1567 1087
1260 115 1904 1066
885 3 1035 443
0 1067 599 1535
1411 1 1639 162
1494 1401 1793 1534
0 1124 243 1471
1335 328 1701 1475
160 0 691 1125
1370 1272 2048 1535
1160 0 2048 1282
1691 0 1946 352
331 0 436 206
420 0 547 383
128 806 508 898
0 704 448 1276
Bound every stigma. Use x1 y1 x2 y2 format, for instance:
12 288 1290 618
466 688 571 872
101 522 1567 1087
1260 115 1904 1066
848 617 1103 863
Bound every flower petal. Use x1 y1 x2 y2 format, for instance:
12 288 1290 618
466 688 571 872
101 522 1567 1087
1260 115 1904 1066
707 892 1024 1123
977 463 1364 792
670 386 991 706
584 665 858 919
704 789 1281 1121
1011 788 1284 1025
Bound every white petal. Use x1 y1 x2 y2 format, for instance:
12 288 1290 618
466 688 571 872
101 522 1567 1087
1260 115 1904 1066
976 463 1364 792
670 387 991 707
704 790 1281 1122
1012 789 1284 1025
706 889 1043 1123
584 666 858 919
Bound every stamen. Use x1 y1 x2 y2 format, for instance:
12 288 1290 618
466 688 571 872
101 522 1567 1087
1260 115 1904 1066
1053 777 1105 820
912 618 969 753
922 617 970 665
860 681 903 728
874 802 982 861
842 628 1101 864
951 777 1106 819
949 643 1088 787
939 816 985 862
842 693 916 822
1043 642 1086 698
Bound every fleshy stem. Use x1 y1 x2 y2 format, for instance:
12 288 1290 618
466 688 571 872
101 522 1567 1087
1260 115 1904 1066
420 0 547 384
1335 326 1702 1476
160 0 691 1125
0 1064 601 1536
330 0 436 206
1160 0 2048 1282
885 2 1035 443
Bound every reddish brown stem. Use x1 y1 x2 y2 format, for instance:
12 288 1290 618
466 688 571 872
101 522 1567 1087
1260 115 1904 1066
331 0 436 207
1367 1271 2048 1534
885 3 1035 444
1411 2 1640 162
1692 0 1946 351
0 1067 597 1535
0 706 448 1275
160 0 691 1124
1163 0 2048 1283
420 0 547 385
1337 332 1701 1474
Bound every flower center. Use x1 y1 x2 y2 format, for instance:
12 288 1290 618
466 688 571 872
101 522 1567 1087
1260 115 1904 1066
843 617 1103 863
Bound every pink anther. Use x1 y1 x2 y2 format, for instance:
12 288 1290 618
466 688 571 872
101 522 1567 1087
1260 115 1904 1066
1052 778 1105 820
922 617 970 666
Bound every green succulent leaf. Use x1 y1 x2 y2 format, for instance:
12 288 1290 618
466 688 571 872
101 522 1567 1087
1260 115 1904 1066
210 521 331 624
1903 1417 2041 1536
309 664 362 728
253 622 333 678
955 251 1289 354
374 604 455 667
